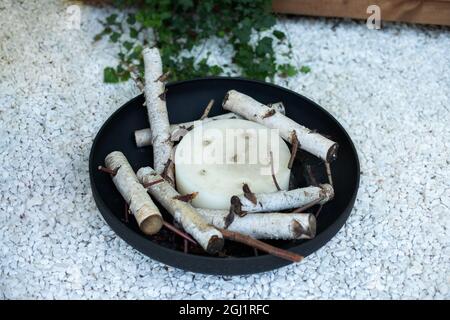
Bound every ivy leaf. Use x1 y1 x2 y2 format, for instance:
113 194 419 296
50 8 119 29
273 30 286 40
278 64 298 77
300 66 311 74
129 27 139 39
255 37 273 57
106 14 118 25
126 13 136 25
110 32 120 43
104 67 119 83
254 15 276 31
123 41 134 51
98 0 306 83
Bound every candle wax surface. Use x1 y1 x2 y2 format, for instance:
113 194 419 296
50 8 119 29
175 119 291 210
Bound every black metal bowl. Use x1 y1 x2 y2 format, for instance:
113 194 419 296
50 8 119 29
89 77 360 275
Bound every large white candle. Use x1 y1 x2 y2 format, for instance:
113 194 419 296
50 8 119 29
175 119 291 210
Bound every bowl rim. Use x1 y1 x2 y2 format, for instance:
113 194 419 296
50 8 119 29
89 76 360 269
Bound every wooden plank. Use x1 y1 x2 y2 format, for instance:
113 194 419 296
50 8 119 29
272 0 450 26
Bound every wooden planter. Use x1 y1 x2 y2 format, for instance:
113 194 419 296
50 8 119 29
272 0 450 26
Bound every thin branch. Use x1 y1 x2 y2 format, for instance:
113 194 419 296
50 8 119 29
304 164 319 187
173 192 198 202
184 239 188 254
291 197 323 213
124 202 129 223
269 151 281 191
97 165 118 176
288 131 298 169
200 99 215 120
143 178 165 188
161 159 175 186
218 228 303 263
315 204 323 218
155 70 171 83
162 221 197 245
325 162 333 187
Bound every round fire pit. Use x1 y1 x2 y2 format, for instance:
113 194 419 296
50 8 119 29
89 77 360 275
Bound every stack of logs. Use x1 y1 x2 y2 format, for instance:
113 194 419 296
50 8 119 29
98 47 338 262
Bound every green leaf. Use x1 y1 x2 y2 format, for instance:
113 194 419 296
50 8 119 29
300 66 311 73
126 13 136 25
278 64 298 77
110 32 120 43
273 30 286 40
106 14 118 25
255 37 273 57
129 27 139 39
120 70 131 81
104 67 119 83
123 41 134 51
97 0 301 83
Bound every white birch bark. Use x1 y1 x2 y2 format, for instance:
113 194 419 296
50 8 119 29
222 90 338 162
134 102 285 147
143 47 173 173
231 184 334 214
197 209 316 240
137 166 224 253
105 151 163 235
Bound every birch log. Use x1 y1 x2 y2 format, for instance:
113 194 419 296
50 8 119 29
134 102 285 147
104 151 163 235
143 47 173 174
197 209 316 240
137 166 224 254
231 184 334 215
223 90 338 162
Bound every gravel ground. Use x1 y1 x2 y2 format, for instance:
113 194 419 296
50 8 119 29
1 0 449 299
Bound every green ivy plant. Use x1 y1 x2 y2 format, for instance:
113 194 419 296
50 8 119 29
95 0 310 83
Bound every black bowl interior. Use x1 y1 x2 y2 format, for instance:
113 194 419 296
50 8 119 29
89 77 359 275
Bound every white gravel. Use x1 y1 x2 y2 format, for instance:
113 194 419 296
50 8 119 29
1 0 449 299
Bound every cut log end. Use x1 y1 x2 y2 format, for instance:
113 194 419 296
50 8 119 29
139 215 164 235
319 183 335 203
207 235 225 254
135 207 163 235
326 143 339 162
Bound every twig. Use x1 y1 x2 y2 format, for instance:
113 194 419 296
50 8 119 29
161 159 175 186
315 204 323 218
269 151 281 191
288 131 298 169
291 197 323 213
325 162 333 187
218 228 303 263
143 178 165 188
184 239 189 253
200 99 215 120
242 183 257 205
304 164 319 187
155 70 171 83
173 192 198 202
162 221 197 245
97 165 118 176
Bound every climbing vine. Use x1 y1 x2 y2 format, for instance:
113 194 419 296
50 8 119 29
94 0 309 83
